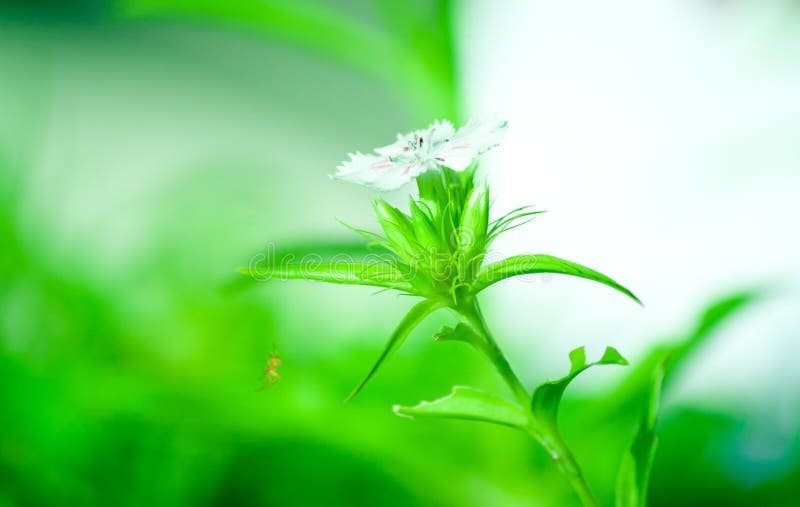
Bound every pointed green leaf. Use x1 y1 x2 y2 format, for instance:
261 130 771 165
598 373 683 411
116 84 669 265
474 254 642 305
346 299 441 401
238 261 413 292
616 361 666 507
224 239 384 296
532 346 628 432
393 386 528 430
526 347 627 507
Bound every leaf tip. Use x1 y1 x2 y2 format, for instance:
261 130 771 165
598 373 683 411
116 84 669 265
568 346 587 372
392 404 415 419
601 346 629 366
343 384 364 404
619 286 644 307
433 325 455 341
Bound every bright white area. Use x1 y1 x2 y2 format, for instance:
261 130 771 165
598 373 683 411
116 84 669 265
459 0 800 411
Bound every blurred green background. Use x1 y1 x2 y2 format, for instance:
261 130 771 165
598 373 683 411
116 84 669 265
1 1 798 506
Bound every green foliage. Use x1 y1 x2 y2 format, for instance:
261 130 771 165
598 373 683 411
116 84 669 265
115 0 459 119
616 362 666 507
238 139 642 506
433 323 483 347
5 3 784 506
531 347 629 436
237 262 413 292
393 386 529 430
373 198 420 261
605 289 760 421
346 299 443 401
474 254 642 305
456 186 489 260
408 197 444 254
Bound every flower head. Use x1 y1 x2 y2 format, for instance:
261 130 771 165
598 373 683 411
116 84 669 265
334 117 508 191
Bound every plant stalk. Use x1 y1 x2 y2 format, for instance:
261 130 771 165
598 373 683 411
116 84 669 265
533 432 600 507
457 298 529 406
458 297 600 507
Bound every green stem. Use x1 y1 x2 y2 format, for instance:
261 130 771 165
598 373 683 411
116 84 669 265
533 432 600 507
458 297 599 507
457 298 530 407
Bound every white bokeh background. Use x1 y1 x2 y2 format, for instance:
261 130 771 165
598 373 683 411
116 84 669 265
459 0 800 418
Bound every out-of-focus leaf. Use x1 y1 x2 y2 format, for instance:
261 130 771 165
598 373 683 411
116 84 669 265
607 289 761 418
615 361 666 507
346 299 442 401
237 261 413 292
532 346 629 433
474 254 642 305
664 290 760 379
393 386 528 430
115 0 454 116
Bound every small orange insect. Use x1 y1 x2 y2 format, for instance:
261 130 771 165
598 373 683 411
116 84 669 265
259 344 282 390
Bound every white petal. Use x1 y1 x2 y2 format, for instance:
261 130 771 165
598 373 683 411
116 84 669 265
332 117 508 190
375 136 409 157
423 119 456 146
434 117 508 172
333 151 425 192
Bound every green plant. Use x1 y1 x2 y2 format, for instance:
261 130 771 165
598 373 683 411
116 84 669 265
240 118 646 506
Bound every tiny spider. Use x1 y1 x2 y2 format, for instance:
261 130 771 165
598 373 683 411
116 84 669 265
259 344 281 390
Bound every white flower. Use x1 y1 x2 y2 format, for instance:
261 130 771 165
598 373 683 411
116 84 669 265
333 117 508 191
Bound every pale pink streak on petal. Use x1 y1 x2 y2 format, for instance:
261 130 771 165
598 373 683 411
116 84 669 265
371 159 393 172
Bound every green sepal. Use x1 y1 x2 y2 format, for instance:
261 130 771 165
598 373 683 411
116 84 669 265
237 262 413 292
474 254 642 305
408 197 442 252
345 299 441 401
336 219 394 253
531 346 628 434
457 185 489 256
416 170 447 205
393 386 528 430
615 360 666 507
373 199 418 260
